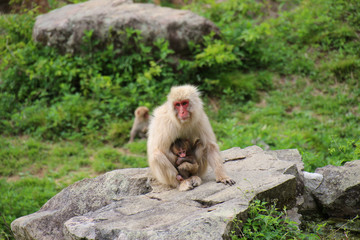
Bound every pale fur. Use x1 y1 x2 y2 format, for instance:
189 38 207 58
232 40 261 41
129 106 149 143
147 85 234 190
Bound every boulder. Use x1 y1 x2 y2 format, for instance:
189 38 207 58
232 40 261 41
303 172 323 191
300 171 324 212
11 146 303 240
32 0 220 54
313 160 360 218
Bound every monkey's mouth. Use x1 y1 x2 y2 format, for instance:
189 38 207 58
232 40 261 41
179 115 190 122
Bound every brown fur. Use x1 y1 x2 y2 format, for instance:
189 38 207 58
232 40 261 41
129 106 150 143
170 138 199 180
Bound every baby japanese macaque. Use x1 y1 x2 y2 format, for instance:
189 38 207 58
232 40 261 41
170 138 200 181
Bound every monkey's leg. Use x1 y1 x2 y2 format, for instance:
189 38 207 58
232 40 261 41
206 143 235 185
178 168 190 180
150 150 179 188
178 162 199 175
176 157 193 166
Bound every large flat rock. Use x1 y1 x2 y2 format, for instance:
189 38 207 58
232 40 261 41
11 146 303 240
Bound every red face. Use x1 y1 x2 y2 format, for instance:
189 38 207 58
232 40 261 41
174 99 190 121
177 148 187 158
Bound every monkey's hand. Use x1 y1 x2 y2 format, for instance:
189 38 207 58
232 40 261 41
176 157 191 166
176 174 184 182
216 177 236 186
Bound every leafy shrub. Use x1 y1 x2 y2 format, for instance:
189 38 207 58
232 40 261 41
0 14 263 141
328 137 360 165
230 200 317 239
106 120 134 146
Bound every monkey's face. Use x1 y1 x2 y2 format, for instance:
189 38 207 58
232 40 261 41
135 106 149 120
142 110 149 119
173 99 190 121
176 147 187 158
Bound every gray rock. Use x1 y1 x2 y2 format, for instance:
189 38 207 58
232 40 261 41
313 160 360 218
303 171 323 191
11 146 302 240
266 148 305 196
32 0 219 55
298 172 323 213
220 147 246 162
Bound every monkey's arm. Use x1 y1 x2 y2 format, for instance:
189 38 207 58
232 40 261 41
177 162 199 176
147 106 179 187
198 114 235 185
149 149 179 187
129 119 139 142
176 156 195 166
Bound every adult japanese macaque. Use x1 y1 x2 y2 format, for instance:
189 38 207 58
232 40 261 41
170 138 199 182
129 106 150 143
147 85 235 191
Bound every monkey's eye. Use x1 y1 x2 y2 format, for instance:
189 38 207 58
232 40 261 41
181 100 189 106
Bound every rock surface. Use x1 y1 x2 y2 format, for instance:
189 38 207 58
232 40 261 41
303 172 323 191
32 0 219 54
11 146 303 240
313 160 360 218
300 171 324 212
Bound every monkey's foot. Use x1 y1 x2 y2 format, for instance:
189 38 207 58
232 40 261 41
178 179 193 191
178 176 202 191
190 176 201 187
216 177 236 186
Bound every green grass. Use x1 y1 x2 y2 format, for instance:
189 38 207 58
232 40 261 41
212 76 359 172
0 136 148 239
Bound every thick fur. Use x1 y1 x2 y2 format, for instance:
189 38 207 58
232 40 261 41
147 85 234 191
129 106 149 143
171 139 200 180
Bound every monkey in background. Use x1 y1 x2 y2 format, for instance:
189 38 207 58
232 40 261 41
147 85 235 191
170 138 200 182
129 106 150 143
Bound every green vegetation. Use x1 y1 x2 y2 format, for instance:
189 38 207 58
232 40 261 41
230 200 359 239
230 200 320 239
0 0 359 239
